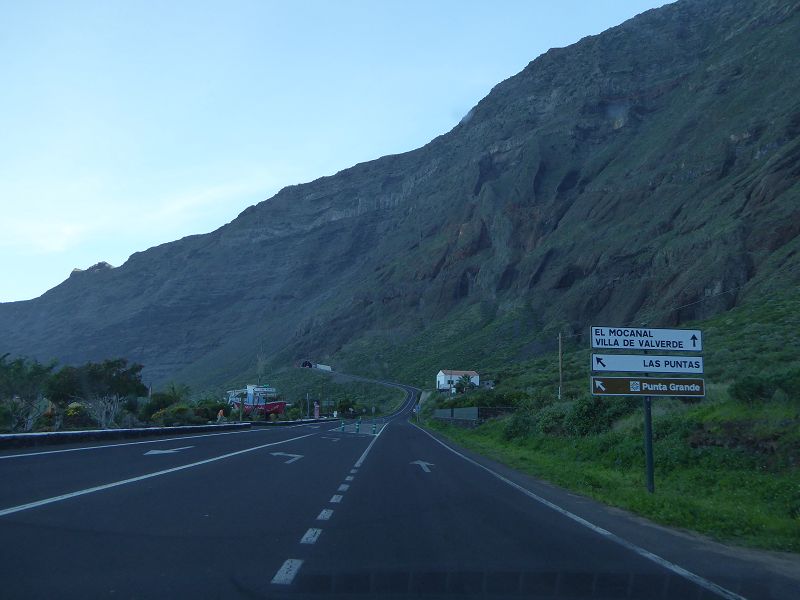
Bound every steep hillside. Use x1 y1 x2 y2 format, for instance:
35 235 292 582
1 0 799 389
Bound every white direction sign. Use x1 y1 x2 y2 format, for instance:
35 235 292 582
591 326 702 352
592 354 703 374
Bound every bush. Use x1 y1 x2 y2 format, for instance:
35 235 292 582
151 403 204 427
502 410 535 440
285 405 303 420
0 402 12 432
63 402 97 429
536 402 572 435
123 396 141 414
564 395 638 436
730 367 800 404
193 399 230 421
138 393 173 422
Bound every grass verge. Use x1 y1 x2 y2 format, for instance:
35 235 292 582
423 397 800 553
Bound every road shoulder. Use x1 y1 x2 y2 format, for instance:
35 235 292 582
416 419 800 598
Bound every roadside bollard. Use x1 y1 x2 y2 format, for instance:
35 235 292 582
356 420 360 434
372 423 376 435
340 420 344 432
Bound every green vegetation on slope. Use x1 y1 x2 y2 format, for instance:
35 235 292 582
418 292 800 552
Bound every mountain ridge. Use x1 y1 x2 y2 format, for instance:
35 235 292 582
2 0 799 389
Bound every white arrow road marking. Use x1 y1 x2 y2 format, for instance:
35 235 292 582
0 433 315 518
595 380 606 392
144 446 194 455
410 460 434 473
270 452 303 464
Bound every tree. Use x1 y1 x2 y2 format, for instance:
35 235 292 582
456 374 474 394
83 359 147 428
48 359 147 429
0 355 55 432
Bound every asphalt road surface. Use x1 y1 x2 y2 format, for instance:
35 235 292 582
0 380 796 599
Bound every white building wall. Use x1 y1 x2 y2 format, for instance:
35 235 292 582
436 371 479 390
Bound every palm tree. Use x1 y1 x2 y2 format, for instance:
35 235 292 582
457 374 473 393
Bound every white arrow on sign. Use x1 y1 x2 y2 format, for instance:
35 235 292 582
594 380 606 392
144 446 193 455
271 452 303 464
410 460 434 473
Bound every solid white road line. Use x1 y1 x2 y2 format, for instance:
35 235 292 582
0 424 314 460
412 423 746 600
330 494 343 503
0 433 316 518
271 559 304 585
353 421 386 468
337 484 349 492
316 509 334 521
300 528 322 544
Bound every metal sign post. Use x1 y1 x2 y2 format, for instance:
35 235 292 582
643 394 655 494
590 325 704 495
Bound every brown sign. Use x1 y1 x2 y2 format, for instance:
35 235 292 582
591 376 705 397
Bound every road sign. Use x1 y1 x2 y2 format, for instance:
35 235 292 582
591 354 703 374
591 376 705 397
591 326 702 351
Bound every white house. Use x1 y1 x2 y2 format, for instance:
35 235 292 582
436 370 480 391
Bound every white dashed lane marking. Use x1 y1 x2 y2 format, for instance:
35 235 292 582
271 559 304 585
337 484 349 492
345 476 354 481
330 494 343 503
317 509 333 521
300 528 322 544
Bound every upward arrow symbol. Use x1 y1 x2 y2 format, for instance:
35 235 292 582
690 334 698 347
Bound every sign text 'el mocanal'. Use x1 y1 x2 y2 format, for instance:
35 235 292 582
591 326 702 351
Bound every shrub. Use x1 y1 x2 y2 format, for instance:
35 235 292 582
0 402 12 432
63 402 97 429
564 395 638 436
536 402 572 435
138 393 173 422
193 399 229 421
151 403 204 427
502 410 535 440
730 367 800 404
123 396 141 414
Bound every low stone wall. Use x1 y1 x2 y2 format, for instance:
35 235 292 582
0 423 251 449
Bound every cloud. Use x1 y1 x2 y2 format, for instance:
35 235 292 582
0 217 94 254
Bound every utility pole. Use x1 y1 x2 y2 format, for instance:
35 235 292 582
558 332 563 400
643 350 655 493
306 392 310 419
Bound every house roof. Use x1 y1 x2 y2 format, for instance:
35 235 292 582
439 370 479 377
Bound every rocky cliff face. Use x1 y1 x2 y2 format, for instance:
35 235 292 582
2 0 799 387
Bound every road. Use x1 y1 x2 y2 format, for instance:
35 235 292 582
0 379 796 599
